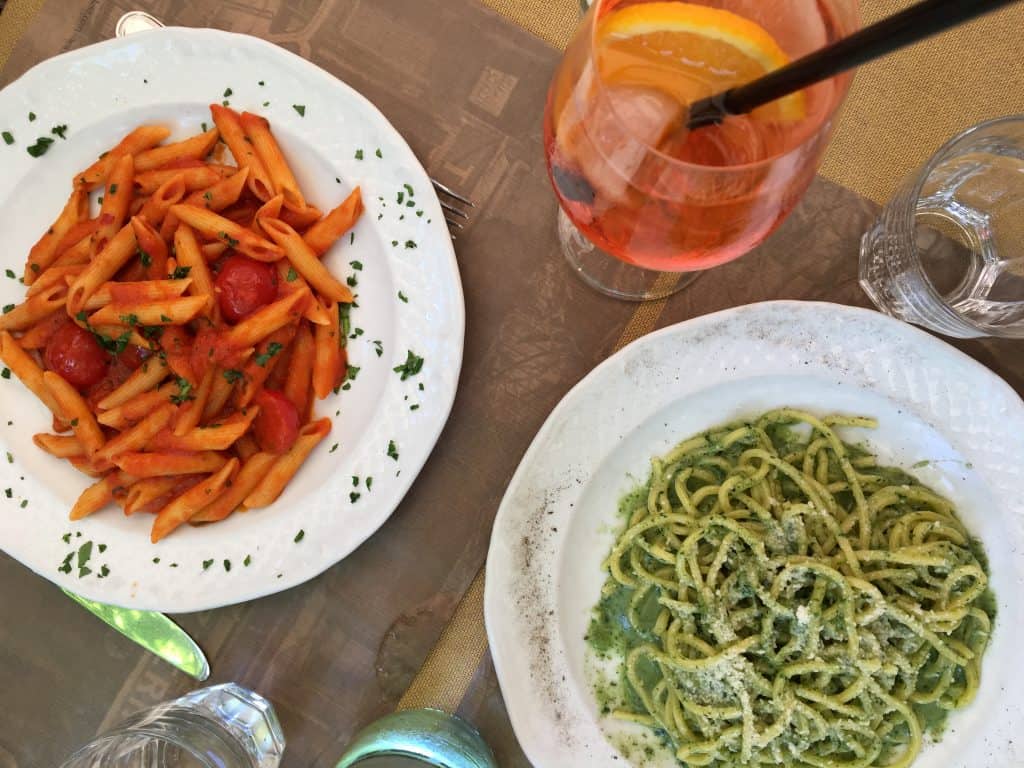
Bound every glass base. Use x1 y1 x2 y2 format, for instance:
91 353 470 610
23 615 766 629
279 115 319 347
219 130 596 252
558 209 696 301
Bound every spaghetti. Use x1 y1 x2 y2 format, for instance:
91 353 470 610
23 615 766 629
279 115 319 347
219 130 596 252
589 409 994 768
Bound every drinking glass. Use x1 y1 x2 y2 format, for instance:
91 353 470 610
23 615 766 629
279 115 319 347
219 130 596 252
335 709 496 768
860 115 1024 338
545 0 860 300
59 683 285 768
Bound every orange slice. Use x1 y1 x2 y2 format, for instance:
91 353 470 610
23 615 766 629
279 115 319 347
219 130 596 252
596 2 805 122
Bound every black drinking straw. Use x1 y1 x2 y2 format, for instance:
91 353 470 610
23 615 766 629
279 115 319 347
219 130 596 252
686 0 1022 130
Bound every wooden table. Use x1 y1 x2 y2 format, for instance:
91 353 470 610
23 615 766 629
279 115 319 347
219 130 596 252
0 1 1021 766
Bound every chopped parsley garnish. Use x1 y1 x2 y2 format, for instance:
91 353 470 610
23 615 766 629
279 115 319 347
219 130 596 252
355 149 364 160
19 499 27 509
294 529 305 543
152 557 160 564
119 313 138 326
387 440 399 461
28 112 36 122
286 267 298 282
346 274 358 288
26 136 54 157
330 443 339 453
70 418 79 427
219 232 240 248
350 492 361 503
62 532 71 543
350 232 355 245
350 260 363 271
76 541 93 578
405 240 417 249
243 554 252 567
223 559 231 572
263 101 270 107
98 544 106 553
393 350 424 380
108 183 118 195
159 314 172 323
51 124 68 140
3 489 10 498
258 80 265 86
201 122 208 132
0 305 11 314
346 365 360 381
139 249 152 267
170 377 194 405
1 368 10 379
398 291 408 303
254 342 284 366
1 132 13 145
352 476 359 486
338 303 351 344
223 369 244 384
58 553 73 574
6 452 13 464
5 269 15 279
293 104 306 117
170 266 192 280
202 559 214 570
223 87 233 98
372 340 383 357
366 477 373 490
410 404 420 411
375 148 382 158
397 191 405 205
99 565 110 578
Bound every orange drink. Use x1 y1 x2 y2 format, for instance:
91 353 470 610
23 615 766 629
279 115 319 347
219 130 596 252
545 0 859 298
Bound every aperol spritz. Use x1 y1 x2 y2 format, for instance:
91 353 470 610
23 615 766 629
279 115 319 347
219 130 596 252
545 0 859 299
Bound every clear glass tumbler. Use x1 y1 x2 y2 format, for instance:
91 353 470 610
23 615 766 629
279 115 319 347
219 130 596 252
59 683 285 768
860 115 1024 338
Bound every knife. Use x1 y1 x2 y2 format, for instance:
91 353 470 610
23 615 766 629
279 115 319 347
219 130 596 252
63 589 210 681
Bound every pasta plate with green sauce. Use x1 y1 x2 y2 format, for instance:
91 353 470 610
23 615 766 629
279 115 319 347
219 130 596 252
588 409 995 768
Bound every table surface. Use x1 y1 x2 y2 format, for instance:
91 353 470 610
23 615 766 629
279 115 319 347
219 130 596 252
1 1 1023 767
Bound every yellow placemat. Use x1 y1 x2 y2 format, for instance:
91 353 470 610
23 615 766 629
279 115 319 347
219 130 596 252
0 0 44 72
480 0 1024 203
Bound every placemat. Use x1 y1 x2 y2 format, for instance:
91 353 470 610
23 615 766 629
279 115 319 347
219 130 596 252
2 2 1024 767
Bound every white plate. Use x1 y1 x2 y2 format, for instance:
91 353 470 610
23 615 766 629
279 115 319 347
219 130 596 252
0 28 464 611
485 301 1024 768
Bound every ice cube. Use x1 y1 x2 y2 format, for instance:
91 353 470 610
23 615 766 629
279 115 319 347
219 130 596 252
557 65 684 204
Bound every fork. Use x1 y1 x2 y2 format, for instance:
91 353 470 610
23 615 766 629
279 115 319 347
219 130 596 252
433 180 475 239
116 11 476 238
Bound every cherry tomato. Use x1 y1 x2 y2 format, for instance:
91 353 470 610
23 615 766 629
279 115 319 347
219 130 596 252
215 255 278 324
116 344 151 372
44 320 109 390
253 389 300 454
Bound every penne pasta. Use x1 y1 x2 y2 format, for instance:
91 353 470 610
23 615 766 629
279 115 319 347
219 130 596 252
97 383 178 429
261 218 354 303
42 371 105 456
279 204 323 230
173 223 216 318
85 278 191 312
222 288 308 350
134 164 233 195
24 188 89 283
17 312 70 350
114 451 228 478
0 331 62 416
8 109 368 539
172 365 215 436
0 283 66 332
123 476 180 515
151 458 238 542
312 301 345 400
244 419 331 508
93 403 175 463
304 187 364 256
33 433 86 459
283 322 314 413
70 471 135 521
210 104 274 201
66 223 139 314
235 325 297 408
276 258 330 325
87 295 207 327
137 174 187 228
152 408 258 452
76 125 171 190
133 128 219 173
169 204 283 262
96 357 169 410
190 451 277 523
239 112 306 211
91 154 135 258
